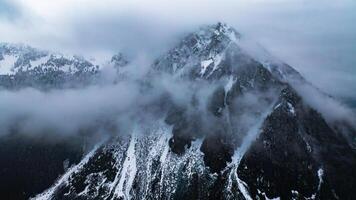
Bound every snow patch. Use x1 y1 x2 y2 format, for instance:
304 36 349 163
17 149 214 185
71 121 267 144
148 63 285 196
317 168 324 190
224 76 235 93
287 102 296 114
200 52 225 77
0 54 17 75
29 55 49 70
211 53 223 72
306 168 324 200
207 53 225 77
200 59 213 75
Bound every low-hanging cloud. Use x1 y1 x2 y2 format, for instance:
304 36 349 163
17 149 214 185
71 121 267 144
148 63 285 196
0 59 221 137
0 0 355 139
1 0 355 101
0 82 140 136
292 80 356 127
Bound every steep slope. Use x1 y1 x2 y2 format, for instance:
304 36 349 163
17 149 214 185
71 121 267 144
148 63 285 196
27 23 356 200
237 86 356 199
0 44 130 199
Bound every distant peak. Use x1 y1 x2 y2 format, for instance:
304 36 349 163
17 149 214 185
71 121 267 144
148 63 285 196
0 42 31 50
0 42 47 56
111 53 128 67
214 22 238 34
197 22 241 42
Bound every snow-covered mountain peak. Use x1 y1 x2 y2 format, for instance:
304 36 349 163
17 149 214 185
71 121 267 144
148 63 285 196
111 53 129 68
153 23 243 78
0 42 45 55
195 22 241 46
0 43 100 76
0 43 47 75
0 43 109 89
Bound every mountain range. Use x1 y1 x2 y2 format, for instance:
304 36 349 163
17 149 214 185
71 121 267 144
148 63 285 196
0 23 355 200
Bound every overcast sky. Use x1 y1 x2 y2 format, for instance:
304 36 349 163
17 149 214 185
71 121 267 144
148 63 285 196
0 0 355 100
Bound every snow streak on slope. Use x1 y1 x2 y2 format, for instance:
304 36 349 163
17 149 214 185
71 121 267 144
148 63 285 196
113 130 137 200
200 59 213 75
317 168 324 191
0 54 17 75
305 168 324 200
224 76 235 93
159 139 205 199
32 142 104 200
136 123 205 200
31 120 211 200
139 127 171 199
225 104 275 200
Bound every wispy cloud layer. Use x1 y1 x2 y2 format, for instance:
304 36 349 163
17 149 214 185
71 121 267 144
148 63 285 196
0 0 355 99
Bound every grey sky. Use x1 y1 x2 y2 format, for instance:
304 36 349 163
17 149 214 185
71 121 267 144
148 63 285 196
0 0 355 100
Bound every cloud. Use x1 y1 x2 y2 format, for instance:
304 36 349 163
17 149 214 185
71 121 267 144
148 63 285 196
0 83 139 136
0 0 20 20
292 80 356 128
0 60 221 137
0 0 355 100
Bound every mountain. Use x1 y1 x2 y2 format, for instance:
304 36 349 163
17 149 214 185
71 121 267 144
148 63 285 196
1 23 355 200
0 43 128 89
0 44 128 199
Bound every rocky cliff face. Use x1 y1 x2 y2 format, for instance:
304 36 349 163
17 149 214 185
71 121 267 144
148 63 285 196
1 23 355 200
